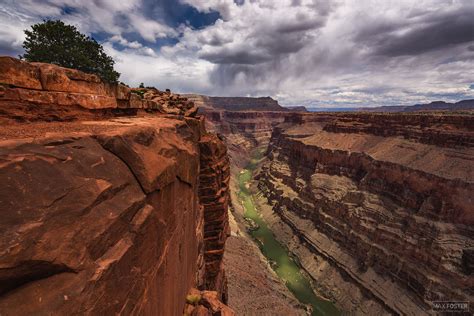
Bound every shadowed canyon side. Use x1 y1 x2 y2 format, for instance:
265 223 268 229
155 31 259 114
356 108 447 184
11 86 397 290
0 57 233 315
201 108 474 315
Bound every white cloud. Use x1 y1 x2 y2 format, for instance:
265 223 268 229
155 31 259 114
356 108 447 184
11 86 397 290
103 42 215 93
0 0 473 107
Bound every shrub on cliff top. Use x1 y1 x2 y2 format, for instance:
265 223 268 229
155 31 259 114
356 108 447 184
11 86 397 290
21 20 120 83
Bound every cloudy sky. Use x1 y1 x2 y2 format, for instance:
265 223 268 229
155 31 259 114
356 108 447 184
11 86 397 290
1 0 473 108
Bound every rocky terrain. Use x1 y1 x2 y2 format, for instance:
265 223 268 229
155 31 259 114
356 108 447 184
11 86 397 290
186 94 287 112
0 56 197 123
204 108 473 315
223 218 305 315
0 57 232 315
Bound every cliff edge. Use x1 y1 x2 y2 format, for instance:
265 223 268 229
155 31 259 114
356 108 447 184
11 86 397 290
0 57 233 315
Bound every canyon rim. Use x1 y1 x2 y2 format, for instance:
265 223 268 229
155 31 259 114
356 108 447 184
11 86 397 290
1 1 474 315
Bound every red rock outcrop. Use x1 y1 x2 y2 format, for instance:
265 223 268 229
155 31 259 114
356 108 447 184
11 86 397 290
0 56 197 120
184 288 235 316
198 134 231 302
0 59 232 315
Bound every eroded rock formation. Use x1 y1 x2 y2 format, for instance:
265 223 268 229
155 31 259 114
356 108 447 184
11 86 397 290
256 115 474 314
0 56 197 121
0 58 232 315
204 110 296 168
198 133 231 301
204 109 473 315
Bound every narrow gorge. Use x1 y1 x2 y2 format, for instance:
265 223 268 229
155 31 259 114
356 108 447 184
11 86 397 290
202 106 473 315
0 57 233 315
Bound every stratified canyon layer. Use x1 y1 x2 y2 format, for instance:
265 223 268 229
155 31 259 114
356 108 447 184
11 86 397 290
197 102 310 314
186 94 287 112
204 107 473 315
0 57 232 316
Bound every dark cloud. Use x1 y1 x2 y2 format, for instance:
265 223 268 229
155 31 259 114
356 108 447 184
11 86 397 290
0 45 22 57
369 9 474 56
202 24 318 65
256 31 313 55
276 18 324 33
196 2 329 67
200 49 271 64
0 37 22 56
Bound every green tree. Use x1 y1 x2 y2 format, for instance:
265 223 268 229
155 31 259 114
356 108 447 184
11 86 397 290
21 20 120 82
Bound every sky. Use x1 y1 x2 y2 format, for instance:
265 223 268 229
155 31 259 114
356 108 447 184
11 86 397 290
1 0 473 108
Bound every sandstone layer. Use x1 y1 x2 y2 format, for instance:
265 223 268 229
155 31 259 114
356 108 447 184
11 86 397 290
204 110 296 168
257 115 473 314
198 133 231 302
0 56 197 121
0 59 232 315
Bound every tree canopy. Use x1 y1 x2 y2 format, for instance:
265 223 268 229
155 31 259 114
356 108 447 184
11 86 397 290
21 20 120 82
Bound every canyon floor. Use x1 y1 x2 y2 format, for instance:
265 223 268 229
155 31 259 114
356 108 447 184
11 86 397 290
223 158 307 315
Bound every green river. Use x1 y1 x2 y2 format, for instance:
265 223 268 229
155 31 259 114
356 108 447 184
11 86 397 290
237 148 340 316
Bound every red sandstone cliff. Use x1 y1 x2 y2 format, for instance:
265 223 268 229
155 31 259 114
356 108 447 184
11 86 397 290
0 57 232 315
198 133 231 301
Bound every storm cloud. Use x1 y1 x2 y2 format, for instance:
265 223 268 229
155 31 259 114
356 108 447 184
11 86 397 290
361 7 474 57
0 0 473 107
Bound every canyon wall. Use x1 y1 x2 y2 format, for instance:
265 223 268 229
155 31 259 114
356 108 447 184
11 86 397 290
198 133 231 301
257 114 473 314
203 108 473 314
202 110 311 314
203 110 296 168
185 94 287 112
0 57 232 315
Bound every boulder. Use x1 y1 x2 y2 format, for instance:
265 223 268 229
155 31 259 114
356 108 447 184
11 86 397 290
33 62 107 95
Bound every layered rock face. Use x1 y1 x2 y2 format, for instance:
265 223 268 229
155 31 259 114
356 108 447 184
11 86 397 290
202 111 310 314
0 56 196 121
323 113 474 147
203 111 296 168
0 59 231 315
256 114 473 314
186 94 287 112
198 133 231 301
